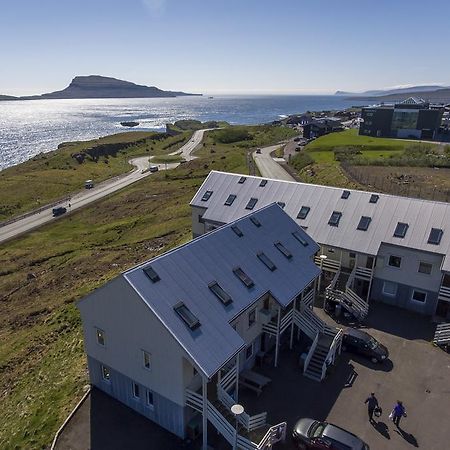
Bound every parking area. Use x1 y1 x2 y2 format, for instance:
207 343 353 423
56 303 450 450
238 302 450 450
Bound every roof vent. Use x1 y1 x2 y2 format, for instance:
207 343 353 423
201 191 213 201
238 176 247 184
341 190 350 199
233 267 255 288
209 282 233 306
231 225 243 237
369 194 379 204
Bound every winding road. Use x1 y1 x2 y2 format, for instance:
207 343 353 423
252 144 295 181
0 129 209 244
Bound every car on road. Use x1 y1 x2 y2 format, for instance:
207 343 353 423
292 418 369 449
256 148 261 154
294 137 301 142
342 328 388 363
52 207 67 217
149 165 159 173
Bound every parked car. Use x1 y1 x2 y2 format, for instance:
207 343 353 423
84 179 94 189
294 137 301 142
149 165 159 173
292 418 369 449
52 207 67 217
256 148 261 154
342 328 388 363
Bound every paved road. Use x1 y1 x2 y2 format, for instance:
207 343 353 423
252 145 296 182
0 129 209 244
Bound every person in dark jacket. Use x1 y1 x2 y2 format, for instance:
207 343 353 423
392 400 406 427
365 393 379 422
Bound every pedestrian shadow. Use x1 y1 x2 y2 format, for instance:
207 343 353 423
394 428 419 447
372 420 390 439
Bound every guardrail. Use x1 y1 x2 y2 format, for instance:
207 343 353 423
219 364 237 393
246 422 286 450
355 266 373 280
303 332 319 375
438 285 450 302
302 289 314 307
433 323 450 346
315 256 341 273
321 329 343 380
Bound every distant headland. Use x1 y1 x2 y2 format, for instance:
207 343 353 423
0 75 202 100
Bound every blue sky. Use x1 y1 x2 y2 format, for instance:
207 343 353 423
1 0 450 95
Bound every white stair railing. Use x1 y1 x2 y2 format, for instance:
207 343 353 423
303 332 319 375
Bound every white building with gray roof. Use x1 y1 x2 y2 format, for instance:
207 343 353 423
78 204 342 449
190 171 450 319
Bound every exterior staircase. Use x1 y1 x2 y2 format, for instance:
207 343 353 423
325 268 369 321
304 333 334 382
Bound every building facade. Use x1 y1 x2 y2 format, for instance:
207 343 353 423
359 97 444 140
78 205 343 449
190 171 450 319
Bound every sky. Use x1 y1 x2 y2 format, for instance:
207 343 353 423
1 0 450 95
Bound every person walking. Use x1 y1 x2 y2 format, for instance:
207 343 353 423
365 393 379 423
392 400 406 427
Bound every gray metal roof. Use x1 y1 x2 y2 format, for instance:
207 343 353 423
123 204 320 379
190 171 450 272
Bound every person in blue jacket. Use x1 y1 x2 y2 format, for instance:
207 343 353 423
392 400 406 427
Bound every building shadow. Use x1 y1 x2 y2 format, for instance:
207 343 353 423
364 303 435 342
90 388 185 450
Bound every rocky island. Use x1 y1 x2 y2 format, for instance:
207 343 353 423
0 75 201 100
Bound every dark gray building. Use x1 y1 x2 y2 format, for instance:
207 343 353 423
359 97 444 140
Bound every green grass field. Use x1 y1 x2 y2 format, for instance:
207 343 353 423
0 124 292 449
290 129 439 188
0 131 193 221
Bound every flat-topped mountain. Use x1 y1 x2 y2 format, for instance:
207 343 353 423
0 75 201 100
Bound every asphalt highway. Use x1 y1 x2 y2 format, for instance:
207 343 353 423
252 144 296 182
0 129 209 244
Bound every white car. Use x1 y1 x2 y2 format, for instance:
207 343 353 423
149 165 159 173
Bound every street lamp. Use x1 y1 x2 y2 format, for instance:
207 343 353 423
318 254 327 294
231 403 244 450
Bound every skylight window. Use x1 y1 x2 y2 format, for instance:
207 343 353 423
233 267 255 288
277 202 286 209
209 282 232 306
297 206 310 220
224 194 237 206
341 190 350 199
428 228 443 245
259 179 268 187
274 241 293 259
201 190 213 201
394 222 409 238
369 194 379 204
231 224 243 237
328 211 342 227
174 302 200 330
292 231 309 246
238 176 247 184
357 216 372 231
250 216 261 227
245 198 258 210
257 252 277 271
143 266 160 283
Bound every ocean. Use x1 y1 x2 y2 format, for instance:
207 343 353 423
0 95 365 170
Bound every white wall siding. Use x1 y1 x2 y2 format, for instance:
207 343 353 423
88 356 185 438
78 277 188 406
375 243 443 292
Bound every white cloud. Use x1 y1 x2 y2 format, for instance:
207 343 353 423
141 0 166 16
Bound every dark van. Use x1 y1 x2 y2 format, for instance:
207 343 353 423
52 207 67 217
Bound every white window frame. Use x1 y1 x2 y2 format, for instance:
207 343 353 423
96 328 105 347
248 308 257 328
388 255 402 269
132 382 140 399
382 281 398 297
411 289 427 303
418 261 432 275
101 364 110 382
146 389 154 409
142 350 151 370
246 343 254 360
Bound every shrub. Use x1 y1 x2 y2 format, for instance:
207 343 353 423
290 152 314 171
215 128 252 144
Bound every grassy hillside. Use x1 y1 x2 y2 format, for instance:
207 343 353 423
0 124 292 449
0 131 192 221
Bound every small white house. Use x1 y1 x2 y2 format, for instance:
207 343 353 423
78 204 342 449
190 171 450 319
